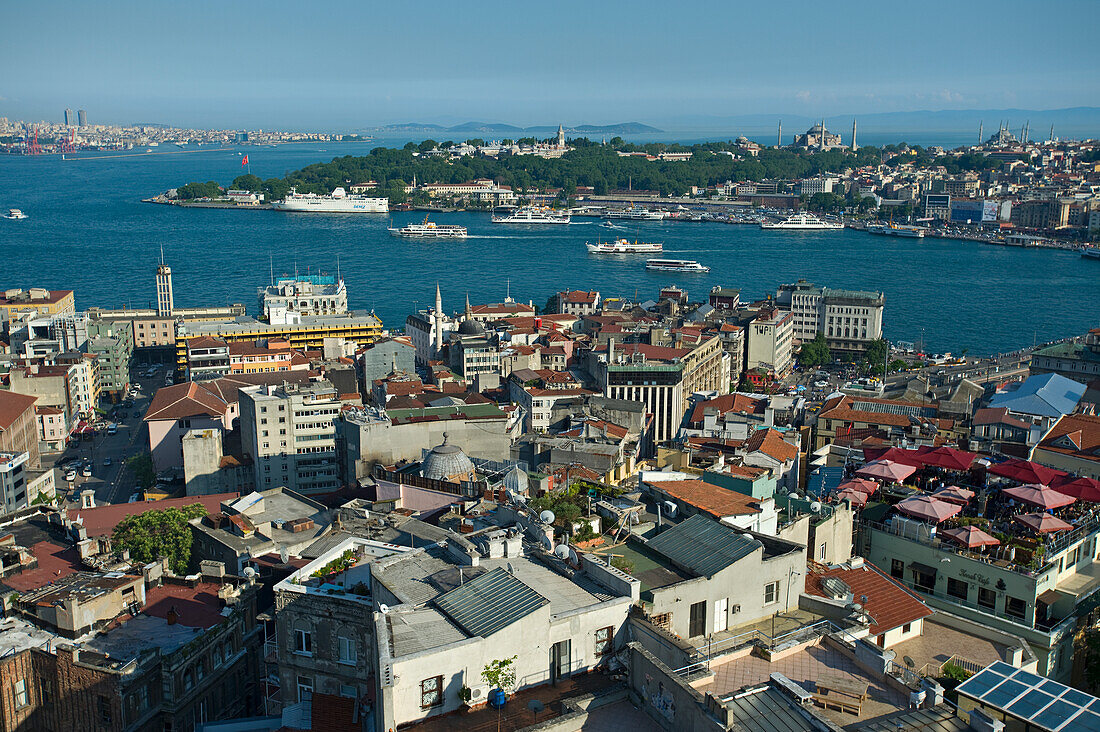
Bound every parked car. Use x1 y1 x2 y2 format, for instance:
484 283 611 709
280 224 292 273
81 466 92 477
64 471 77 482
103 457 112 467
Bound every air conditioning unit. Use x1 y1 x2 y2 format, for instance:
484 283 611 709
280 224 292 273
731 604 741 614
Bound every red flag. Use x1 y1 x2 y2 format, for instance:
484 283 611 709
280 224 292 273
241 155 249 167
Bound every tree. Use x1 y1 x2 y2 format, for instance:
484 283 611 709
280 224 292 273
230 173 263 191
126 452 156 490
175 181 222 200
112 503 208 574
865 338 889 374
799 333 831 369
481 656 518 693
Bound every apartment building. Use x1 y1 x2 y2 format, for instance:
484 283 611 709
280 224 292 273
745 306 794 377
259 275 348 323
0 391 40 469
0 288 75 323
239 379 342 494
592 335 726 444
776 280 885 353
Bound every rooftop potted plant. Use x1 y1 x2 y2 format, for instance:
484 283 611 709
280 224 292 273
482 655 517 709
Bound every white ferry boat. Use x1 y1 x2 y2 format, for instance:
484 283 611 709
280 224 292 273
605 207 668 221
1082 248 1100 260
389 215 467 239
586 238 663 254
273 187 389 213
4 209 28 220
760 212 843 230
867 222 926 238
491 206 570 224
645 258 710 273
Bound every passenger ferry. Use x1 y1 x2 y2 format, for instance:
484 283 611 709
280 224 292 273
605 207 668 221
388 215 467 238
586 238 663 254
867 222 926 238
4 209 28 220
645 258 710 273
491 206 570 224
760 212 843 230
273 187 389 213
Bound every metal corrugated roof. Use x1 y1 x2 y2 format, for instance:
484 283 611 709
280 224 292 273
645 514 759 577
433 567 548 638
723 687 818 731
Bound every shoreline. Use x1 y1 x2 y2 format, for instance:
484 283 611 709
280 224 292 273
142 195 1089 252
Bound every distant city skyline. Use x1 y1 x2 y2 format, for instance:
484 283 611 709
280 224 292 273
2 0 1098 131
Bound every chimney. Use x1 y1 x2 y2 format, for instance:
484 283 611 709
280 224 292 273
166 606 179 625
967 709 1005 732
608 338 615 364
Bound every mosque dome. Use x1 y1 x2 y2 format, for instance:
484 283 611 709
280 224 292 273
457 318 485 336
421 433 476 483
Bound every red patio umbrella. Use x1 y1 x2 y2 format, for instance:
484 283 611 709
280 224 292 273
896 495 963 523
918 446 977 472
1053 476 1100 503
1001 483 1075 510
837 488 868 506
863 446 924 467
1014 512 1074 534
939 525 1001 549
988 459 1067 486
933 486 975 504
857 459 917 483
837 478 879 496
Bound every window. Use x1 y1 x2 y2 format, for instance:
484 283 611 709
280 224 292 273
13 679 28 709
37 676 51 706
947 577 969 600
98 695 112 724
294 628 312 655
420 676 443 709
913 570 936 593
339 684 357 699
818 542 827 560
978 587 996 611
764 581 779 605
902 623 912 634
183 669 194 691
1005 596 1027 620
594 626 613 657
297 675 313 703
338 636 357 665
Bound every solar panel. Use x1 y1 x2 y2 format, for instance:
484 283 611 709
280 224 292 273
956 661 1100 732
433 567 548 638
645 514 759 577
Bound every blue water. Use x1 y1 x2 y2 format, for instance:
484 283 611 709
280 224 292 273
0 142 1096 356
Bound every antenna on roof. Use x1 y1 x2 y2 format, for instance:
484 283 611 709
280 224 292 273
159 243 165 266
269 255 274 287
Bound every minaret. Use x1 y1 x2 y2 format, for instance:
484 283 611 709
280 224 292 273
433 283 443 356
1049 124 1055 143
464 292 472 319
978 121 983 144
819 119 826 150
1023 120 1029 145
557 124 565 149
156 246 174 318
777 119 782 148
850 119 857 152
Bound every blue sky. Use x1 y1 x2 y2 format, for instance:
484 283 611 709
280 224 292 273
2 0 1098 130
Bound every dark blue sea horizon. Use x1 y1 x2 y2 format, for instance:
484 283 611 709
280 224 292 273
0 141 1095 357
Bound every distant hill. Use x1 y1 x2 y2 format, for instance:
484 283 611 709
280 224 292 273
366 121 663 136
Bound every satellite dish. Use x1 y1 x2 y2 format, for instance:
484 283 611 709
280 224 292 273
540 534 553 550
379 603 390 614
789 493 801 501
554 545 571 559
540 510 555 524
243 566 257 578
810 501 822 513
279 547 289 564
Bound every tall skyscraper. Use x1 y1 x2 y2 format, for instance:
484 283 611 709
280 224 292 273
63 109 75 126
156 250 174 317
77 109 87 127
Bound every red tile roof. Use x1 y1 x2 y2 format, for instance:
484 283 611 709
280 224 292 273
805 561 932 635
744 428 798 463
1035 413 1100 465
0 391 38 431
690 393 765 424
67 494 238 537
647 479 762 518
145 381 230 421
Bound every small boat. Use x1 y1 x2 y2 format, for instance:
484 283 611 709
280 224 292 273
491 206 570 224
645 258 709 273
867 222 926 238
4 209 28 220
389 214 468 238
600 221 618 229
1082 248 1100 260
587 238 662 254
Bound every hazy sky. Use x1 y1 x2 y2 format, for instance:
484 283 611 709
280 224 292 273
3 0 1098 130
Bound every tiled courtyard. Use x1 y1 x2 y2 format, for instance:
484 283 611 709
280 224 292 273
699 641 909 726
889 619 1010 675
581 699 662 731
